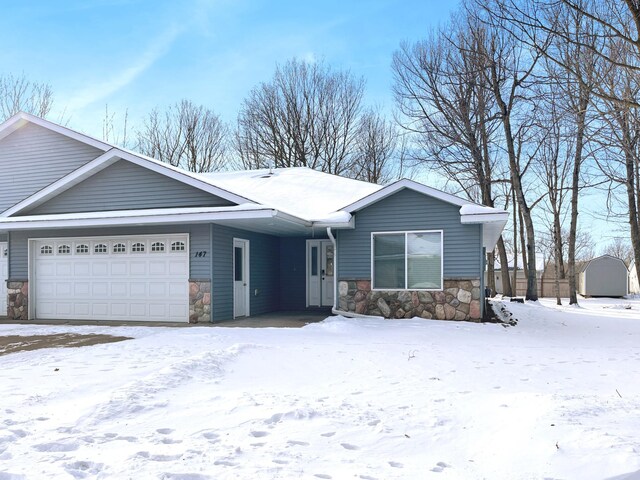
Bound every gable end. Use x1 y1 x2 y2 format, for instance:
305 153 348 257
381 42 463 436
21 159 235 215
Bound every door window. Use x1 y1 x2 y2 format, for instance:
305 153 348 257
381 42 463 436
234 246 243 281
311 246 318 276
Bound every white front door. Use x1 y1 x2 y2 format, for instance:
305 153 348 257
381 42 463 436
32 234 189 322
307 240 334 307
0 243 7 317
233 238 250 318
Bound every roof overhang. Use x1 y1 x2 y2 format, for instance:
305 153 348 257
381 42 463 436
0 205 354 237
460 210 509 251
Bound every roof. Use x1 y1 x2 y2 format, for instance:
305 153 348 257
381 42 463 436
198 167 381 222
578 255 628 274
0 112 508 247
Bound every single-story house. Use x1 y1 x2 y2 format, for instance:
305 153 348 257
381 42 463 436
0 112 508 323
629 261 639 295
577 255 628 297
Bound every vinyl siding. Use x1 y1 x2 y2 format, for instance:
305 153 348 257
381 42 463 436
279 237 309 310
211 225 280 321
337 188 482 281
24 160 233 215
0 123 103 213
8 224 210 280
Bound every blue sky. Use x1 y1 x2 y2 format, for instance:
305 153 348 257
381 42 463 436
1 0 459 137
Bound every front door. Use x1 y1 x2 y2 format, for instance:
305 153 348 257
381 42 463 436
307 240 334 307
233 238 250 318
0 243 7 317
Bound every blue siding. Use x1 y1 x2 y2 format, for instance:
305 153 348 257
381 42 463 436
279 237 307 310
24 160 233 215
211 225 280 321
8 224 210 280
0 123 103 213
337 188 482 281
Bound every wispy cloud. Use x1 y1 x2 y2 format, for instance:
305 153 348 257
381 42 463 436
66 24 182 111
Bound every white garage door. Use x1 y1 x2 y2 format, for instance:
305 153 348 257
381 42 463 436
0 243 7 316
33 234 189 322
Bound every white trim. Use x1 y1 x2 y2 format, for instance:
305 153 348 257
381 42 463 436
2 148 256 217
0 112 112 151
370 229 444 291
460 212 510 224
343 179 474 212
0 206 284 230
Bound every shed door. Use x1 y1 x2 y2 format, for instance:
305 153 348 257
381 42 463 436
0 243 7 316
32 235 189 322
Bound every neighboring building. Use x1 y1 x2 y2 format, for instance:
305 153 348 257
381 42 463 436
0 112 508 323
629 261 639 295
577 255 628 297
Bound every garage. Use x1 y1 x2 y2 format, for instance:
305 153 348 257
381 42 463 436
31 234 189 322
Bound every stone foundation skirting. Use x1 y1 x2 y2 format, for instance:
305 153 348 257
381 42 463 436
338 278 482 321
189 279 211 323
8 280 28 320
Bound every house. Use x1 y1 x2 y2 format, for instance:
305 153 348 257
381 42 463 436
577 255 628 297
629 261 639 295
0 112 508 323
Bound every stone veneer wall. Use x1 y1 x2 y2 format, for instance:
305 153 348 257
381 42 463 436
338 278 482 321
7 280 28 320
189 280 211 323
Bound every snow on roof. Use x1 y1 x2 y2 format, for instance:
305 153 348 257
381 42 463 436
198 167 382 222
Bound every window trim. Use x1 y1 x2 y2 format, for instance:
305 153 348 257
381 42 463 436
370 230 443 291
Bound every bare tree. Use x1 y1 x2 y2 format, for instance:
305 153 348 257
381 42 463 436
392 13 513 296
482 0 640 287
0 73 54 121
603 237 634 266
137 100 228 173
102 104 130 148
235 59 365 175
349 107 399 184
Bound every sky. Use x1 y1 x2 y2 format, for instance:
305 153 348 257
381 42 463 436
0 0 631 252
0 0 458 137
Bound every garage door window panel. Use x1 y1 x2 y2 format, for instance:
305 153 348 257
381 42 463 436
76 244 89 254
113 243 127 254
132 242 146 253
94 243 107 254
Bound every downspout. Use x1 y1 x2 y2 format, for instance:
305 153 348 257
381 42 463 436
327 226 383 319
326 227 338 313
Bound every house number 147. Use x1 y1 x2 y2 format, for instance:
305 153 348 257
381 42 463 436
194 251 207 257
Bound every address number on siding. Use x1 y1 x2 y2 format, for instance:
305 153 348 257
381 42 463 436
194 251 208 257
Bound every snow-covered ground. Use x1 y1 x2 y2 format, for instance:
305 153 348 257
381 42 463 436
1 298 639 480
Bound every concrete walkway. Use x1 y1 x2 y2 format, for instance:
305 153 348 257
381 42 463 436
0 310 331 328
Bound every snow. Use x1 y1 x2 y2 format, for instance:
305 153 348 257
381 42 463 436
198 167 381 221
1 298 640 479
459 204 505 216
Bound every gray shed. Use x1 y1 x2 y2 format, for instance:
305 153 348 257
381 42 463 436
577 255 628 297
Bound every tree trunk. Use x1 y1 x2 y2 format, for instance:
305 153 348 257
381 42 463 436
568 96 588 305
497 236 512 296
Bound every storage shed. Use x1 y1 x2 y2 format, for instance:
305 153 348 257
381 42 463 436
577 255 628 297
